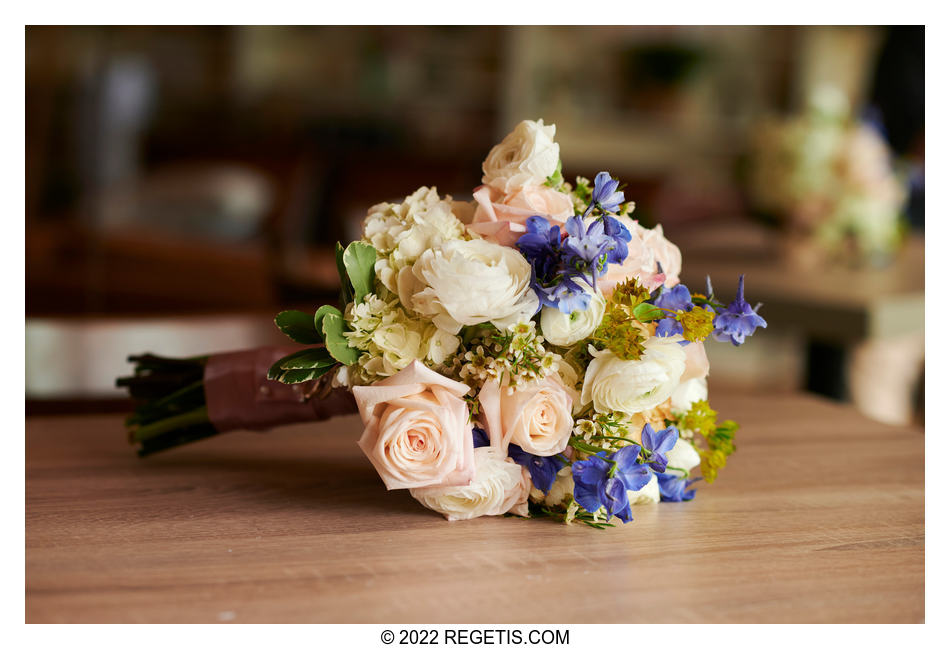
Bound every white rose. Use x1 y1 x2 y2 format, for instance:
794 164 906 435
670 377 708 413
411 447 531 521
481 119 560 193
665 439 700 474
580 337 687 415
628 473 660 506
540 287 606 346
405 239 539 334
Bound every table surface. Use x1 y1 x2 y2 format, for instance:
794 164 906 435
25 390 924 623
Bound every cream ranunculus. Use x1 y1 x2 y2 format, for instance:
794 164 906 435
410 447 531 521
536 465 574 507
580 337 687 415
628 473 660 506
540 287 606 347
481 119 560 194
478 374 576 457
353 361 475 490
404 239 539 334
670 377 708 414
665 438 701 474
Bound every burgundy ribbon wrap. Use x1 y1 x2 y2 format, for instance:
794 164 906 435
204 346 358 434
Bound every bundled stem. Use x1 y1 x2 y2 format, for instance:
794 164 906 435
117 354 219 457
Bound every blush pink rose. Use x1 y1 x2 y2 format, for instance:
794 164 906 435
600 219 683 296
478 375 576 457
353 360 475 490
467 184 574 247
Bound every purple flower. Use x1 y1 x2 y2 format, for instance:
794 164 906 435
583 171 625 217
653 283 694 340
656 473 700 502
712 275 767 346
508 444 562 494
572 445 652 523
473 428 562 494
536 274 592 314
639 423 679 473
472 427 490 448
517 216 563 282
562 216 631 283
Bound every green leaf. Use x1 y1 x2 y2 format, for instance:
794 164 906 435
275 347 336 370
335 242 353 305
314 304 342 333
342 241 377 305
321 311 361 365
632 302 664 322
545 159 564 188
269 364 336 384
275 310 323 344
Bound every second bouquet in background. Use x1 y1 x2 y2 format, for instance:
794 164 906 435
267 119 767 527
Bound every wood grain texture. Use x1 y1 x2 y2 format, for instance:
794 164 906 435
25 390 924 623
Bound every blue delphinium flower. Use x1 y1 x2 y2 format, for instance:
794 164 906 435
538 274 592 314
508 444 562 494
572 444 652 523
712 275 767 346
562 216 631 283
517 216 563 281
653 283 694 339
472 428 562 494
656 473 701 502
583 171 625 217
472 427 490 448
639 423 679 473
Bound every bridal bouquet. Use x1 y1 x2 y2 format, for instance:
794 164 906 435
120 119 766 527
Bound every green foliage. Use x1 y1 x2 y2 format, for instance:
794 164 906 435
341 241 377 305
676 400 739 483
573 176 593 205
545 159 564 189
267 347 337 383
632 302 663 322
275 310 324 345
320 308 361 365
335 242 353 305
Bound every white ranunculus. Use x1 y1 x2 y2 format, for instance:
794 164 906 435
540 287 606 346
411 447 531 521
481 119 560 194
538 465 574 508
580 337 687 415
665 439 700 474
406 239 539 334
670 377 708 413
627 473 660 506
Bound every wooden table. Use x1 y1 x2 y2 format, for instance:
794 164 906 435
25 390 924 623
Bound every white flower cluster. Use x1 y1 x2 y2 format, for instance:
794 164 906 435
459 322 560 392
364 186 470 297
344 293 460 384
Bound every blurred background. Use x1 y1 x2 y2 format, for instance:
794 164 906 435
25 25 924 425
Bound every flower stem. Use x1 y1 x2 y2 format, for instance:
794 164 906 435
131 406 210 443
